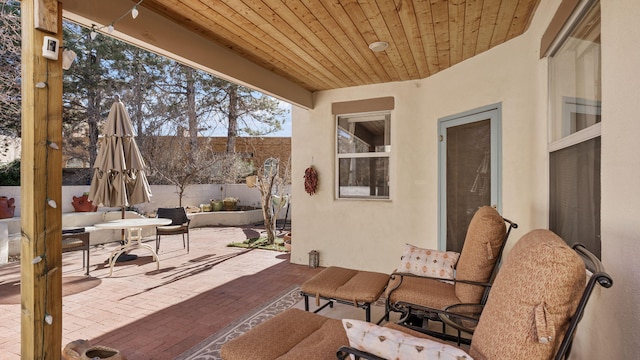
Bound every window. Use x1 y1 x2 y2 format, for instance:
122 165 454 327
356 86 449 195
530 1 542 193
548 0 601 257
336 112 390 199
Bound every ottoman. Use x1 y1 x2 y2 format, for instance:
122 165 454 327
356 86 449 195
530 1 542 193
220 308 347 360
220 308 443 360
300 266 389 322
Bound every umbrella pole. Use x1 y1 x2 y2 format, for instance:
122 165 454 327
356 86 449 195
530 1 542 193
114 206 138 263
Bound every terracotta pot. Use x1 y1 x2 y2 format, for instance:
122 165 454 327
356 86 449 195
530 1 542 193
71 194 97 212
0 196 15 219
63 340 126 360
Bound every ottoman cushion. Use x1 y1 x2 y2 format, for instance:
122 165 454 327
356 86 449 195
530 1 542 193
301 266 389 305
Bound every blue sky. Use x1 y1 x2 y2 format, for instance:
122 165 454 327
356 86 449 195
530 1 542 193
206 101 292 138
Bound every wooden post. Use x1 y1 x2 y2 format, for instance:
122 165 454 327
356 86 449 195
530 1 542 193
20 0 63 358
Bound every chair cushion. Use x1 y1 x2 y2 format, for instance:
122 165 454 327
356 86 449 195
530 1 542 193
342 319 470 359
220 308 348 360
156 224 188 234
301 266 389 305
455 206 507 303
469 229 586 360
221 308 452 360
397 244 460 280
387 275 460 310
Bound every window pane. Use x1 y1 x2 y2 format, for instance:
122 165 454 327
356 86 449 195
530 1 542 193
548 1 601 258
338 157 389 198
549 137 601 258
337 115 389 154
446 120 491 253
549 3 601 142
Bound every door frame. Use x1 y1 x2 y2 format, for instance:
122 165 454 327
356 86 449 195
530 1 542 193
437 103 503 250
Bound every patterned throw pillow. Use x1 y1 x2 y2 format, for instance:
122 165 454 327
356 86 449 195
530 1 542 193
398 244 460 280
342 319 472 359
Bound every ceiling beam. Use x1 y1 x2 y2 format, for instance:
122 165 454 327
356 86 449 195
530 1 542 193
61 0 314 109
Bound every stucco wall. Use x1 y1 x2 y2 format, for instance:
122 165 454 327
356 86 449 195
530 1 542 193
291 11 548 271
589 1 640 358
291 0 639 358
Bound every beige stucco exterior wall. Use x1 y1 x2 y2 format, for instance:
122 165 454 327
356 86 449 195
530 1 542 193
292 0 639 358
586 0 640 358
291 6 550 271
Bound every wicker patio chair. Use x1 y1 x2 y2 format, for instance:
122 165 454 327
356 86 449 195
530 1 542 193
155 207 191 253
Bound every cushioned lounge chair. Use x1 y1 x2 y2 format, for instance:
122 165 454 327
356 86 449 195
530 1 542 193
220 229 612 360
299 206 515 326
384 206 517 333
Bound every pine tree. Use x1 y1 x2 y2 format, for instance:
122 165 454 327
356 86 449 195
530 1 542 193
0 0 21 141
217 82 288 154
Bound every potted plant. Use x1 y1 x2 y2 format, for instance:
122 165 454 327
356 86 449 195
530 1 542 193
0 196 15 219
222 197 238 211
210 199 223 212
71 192 97 212
283 232 292 252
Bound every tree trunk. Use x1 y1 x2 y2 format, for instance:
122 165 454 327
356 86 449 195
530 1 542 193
132 56 144 137
226 84 238 153
262 189 275 244
87 89 101 168
186 67 198 156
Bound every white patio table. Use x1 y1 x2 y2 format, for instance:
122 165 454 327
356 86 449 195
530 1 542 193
94 218 171 276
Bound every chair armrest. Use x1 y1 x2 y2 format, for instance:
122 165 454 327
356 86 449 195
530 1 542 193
336 346 385 360
389 271 492 288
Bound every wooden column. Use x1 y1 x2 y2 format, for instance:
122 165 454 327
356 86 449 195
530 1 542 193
20 0 63 358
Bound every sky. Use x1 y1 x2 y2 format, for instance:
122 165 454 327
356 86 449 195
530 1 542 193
256 100 292 137
206 100 292 138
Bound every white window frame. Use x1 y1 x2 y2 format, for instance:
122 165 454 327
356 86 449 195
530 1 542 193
548 97 601 153
547 0 601 257
335 111 391 200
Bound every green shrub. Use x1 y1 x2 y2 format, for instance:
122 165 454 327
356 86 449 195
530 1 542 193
0 159 20 186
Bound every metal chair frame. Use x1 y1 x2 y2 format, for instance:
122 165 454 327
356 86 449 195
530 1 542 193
337 243 613 360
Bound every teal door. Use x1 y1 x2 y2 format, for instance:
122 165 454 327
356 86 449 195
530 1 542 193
438 104 502 252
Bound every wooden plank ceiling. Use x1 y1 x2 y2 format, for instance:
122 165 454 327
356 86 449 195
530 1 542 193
142 0 541 92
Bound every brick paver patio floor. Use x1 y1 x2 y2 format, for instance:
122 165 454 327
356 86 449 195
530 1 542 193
0 225 320 359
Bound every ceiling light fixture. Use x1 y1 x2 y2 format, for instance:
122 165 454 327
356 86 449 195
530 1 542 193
131 6 139 19
368 41 389 52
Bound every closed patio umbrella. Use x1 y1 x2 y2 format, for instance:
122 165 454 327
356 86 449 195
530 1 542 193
88 96 152 208
88 96 152 261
